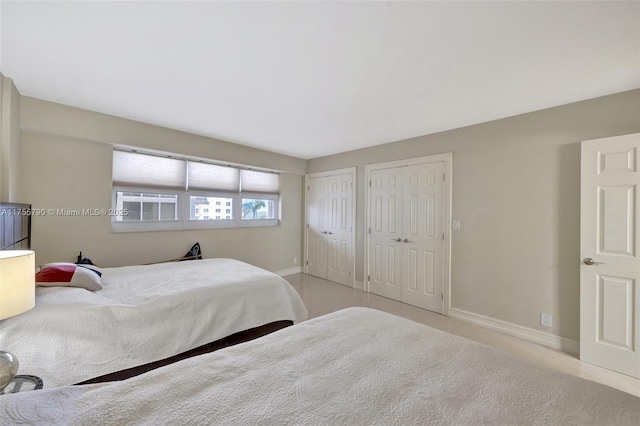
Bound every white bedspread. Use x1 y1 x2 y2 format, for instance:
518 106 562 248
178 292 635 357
0 258 307 388
1 308 637 425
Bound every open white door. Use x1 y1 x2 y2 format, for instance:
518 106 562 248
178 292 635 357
580 133 640 378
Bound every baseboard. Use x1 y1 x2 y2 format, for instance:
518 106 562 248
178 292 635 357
354 281 365 291
274 266 302 277
450 308 579 356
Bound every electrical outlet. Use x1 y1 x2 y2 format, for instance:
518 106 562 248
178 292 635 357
540 312 552 328
452 219 461 231
293 257 298 264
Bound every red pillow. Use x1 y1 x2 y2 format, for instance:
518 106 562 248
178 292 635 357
36 264 102 291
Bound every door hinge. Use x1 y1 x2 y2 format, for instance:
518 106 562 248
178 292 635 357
368 228 371 234
368 275 370 282
442 233 444 241
306 260 308 266
307 186 310 191
441 293 444 301
443 173 445 181
369 180 372 187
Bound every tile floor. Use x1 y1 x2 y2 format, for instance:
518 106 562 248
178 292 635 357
285 273 640 397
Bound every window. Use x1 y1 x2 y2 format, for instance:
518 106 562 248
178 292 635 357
112 149 280 231
242 198 276 220
114 192 178 222
190 196 234 221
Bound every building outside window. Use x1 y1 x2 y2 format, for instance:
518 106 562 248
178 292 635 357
190 197 234 221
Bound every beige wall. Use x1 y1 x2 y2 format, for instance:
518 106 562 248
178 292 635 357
307 89 640 341
19 98 306 272
0 74 22 202
21 97 306 175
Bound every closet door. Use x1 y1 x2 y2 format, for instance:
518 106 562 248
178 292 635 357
401 163 445 313
305 170 355 286
368 159 446 314
326 174 354 286
369 167 403 301
307 176 328 279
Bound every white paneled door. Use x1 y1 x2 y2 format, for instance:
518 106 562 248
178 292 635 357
306 171 354 287
368 167 403 301
307 176 328 279
369 159 447 313
326 173 354 285
580 133 640 378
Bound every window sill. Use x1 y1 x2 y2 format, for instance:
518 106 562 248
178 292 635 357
111 220 280 233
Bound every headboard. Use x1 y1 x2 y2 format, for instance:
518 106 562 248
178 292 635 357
0 203 32 250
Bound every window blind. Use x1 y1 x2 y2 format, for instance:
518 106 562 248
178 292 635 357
112 151 186 189
113 149 280 194
240 170 280 194
188 162 240 192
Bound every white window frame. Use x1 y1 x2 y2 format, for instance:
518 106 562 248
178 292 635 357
112 189 281 232
183 191 240 230
239 192 279 228
112 187 184 232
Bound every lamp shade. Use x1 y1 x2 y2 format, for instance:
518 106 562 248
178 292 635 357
0 250 35 320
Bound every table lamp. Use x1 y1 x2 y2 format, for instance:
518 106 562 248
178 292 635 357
0 250 35 391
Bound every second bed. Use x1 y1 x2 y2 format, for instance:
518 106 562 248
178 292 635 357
0 258 307 388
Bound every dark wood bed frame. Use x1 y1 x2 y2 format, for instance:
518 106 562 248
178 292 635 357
75 320 292 385
0 202 293 385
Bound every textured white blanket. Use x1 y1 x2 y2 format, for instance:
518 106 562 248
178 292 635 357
0 258 307 388
1 308 637 425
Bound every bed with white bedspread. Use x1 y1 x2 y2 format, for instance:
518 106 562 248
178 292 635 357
0 258 307 388
1 307 637 425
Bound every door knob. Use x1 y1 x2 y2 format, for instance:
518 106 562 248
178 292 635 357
583 258 605 266
392 238 401 242
403 238 413 243
322 231 328 234
328 232 333 235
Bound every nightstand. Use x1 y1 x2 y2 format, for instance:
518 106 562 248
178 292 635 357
0 375 43 394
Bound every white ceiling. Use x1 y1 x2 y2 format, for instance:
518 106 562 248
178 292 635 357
1 1 638 159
